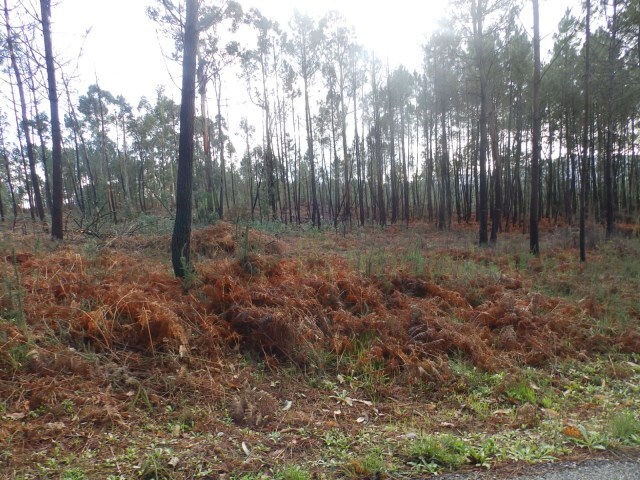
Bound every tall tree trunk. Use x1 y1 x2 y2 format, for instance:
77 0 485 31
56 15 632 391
4 0 45 222
353 70 365 226
171 0 199 278
438 101 449 229
0 169 5 221
388 74 398 224
513 98 522 227
454 112 462 223
530 0 541 255
198 62 216 214
304 75 320 227
330 96 340 226
604 0 618 238
546 122 554 219
63 74 93 210
401 106 410 226
425 110 434 222
215 74 226 220
372 60 385 226
489 102 502 243
41 0 63 239
580 0 591 262
95 83 117 223
339 60 351 226
29 78 52 211
472 0 489 245
8 62 34 219
0 123 17 222
119 111 131 205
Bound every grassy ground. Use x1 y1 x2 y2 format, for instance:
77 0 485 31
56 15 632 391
0 219 639 479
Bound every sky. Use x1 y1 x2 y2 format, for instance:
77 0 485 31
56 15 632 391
51 0 580 105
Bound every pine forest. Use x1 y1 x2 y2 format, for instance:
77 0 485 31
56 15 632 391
0 0 639 478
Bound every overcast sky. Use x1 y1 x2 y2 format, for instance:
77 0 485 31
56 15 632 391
51 0 579 105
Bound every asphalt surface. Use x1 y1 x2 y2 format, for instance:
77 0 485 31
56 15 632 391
510 459 640 479
439 457 640 480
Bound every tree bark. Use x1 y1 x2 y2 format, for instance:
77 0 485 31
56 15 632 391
4 0 46 222
580 0 590 261
388 74 398 224
0 122 17 222
372 60 386 226
530 0 541 255
215 74 226 220
604 0 618 238
489 102 502 243
171 0 199 278
472 0 489 245
40 0 63 240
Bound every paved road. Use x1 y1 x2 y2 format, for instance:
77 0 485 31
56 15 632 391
440 458 640 480
511 460 640 479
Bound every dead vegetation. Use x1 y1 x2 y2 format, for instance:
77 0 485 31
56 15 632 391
0 221 639 478
22 221 631 373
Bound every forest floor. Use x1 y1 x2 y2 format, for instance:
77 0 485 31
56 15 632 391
0 217 639 479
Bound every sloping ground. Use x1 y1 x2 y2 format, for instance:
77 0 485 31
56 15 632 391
0 221 638 478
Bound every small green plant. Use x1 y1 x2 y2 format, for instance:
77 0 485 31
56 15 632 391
122 446 139 462
2 253 26 331
61 469 88 480
539 395 557 409
608 411 640 444
61 399 76 415
356 247 389 277
238 224 260 275
82 238 100 259
567 425 610 451
167 417 194 435
508 382 537 404
408 434 469 472
467 438 498 468
274 465 311 480
402 247 426 277
139 448 174 480
129 385 154 412
505 440 558 462
499 377 537 405
3 342 30 371
322 429 352 459
179 253 198 290
450 358 502 395
342 449 386 478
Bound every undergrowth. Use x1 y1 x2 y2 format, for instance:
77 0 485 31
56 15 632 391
0 222 638 478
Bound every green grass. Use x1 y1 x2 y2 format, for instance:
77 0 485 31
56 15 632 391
61 469 89 480
274 465 311 480
608 411 640 445
341 449 386 478
408 434 469 471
